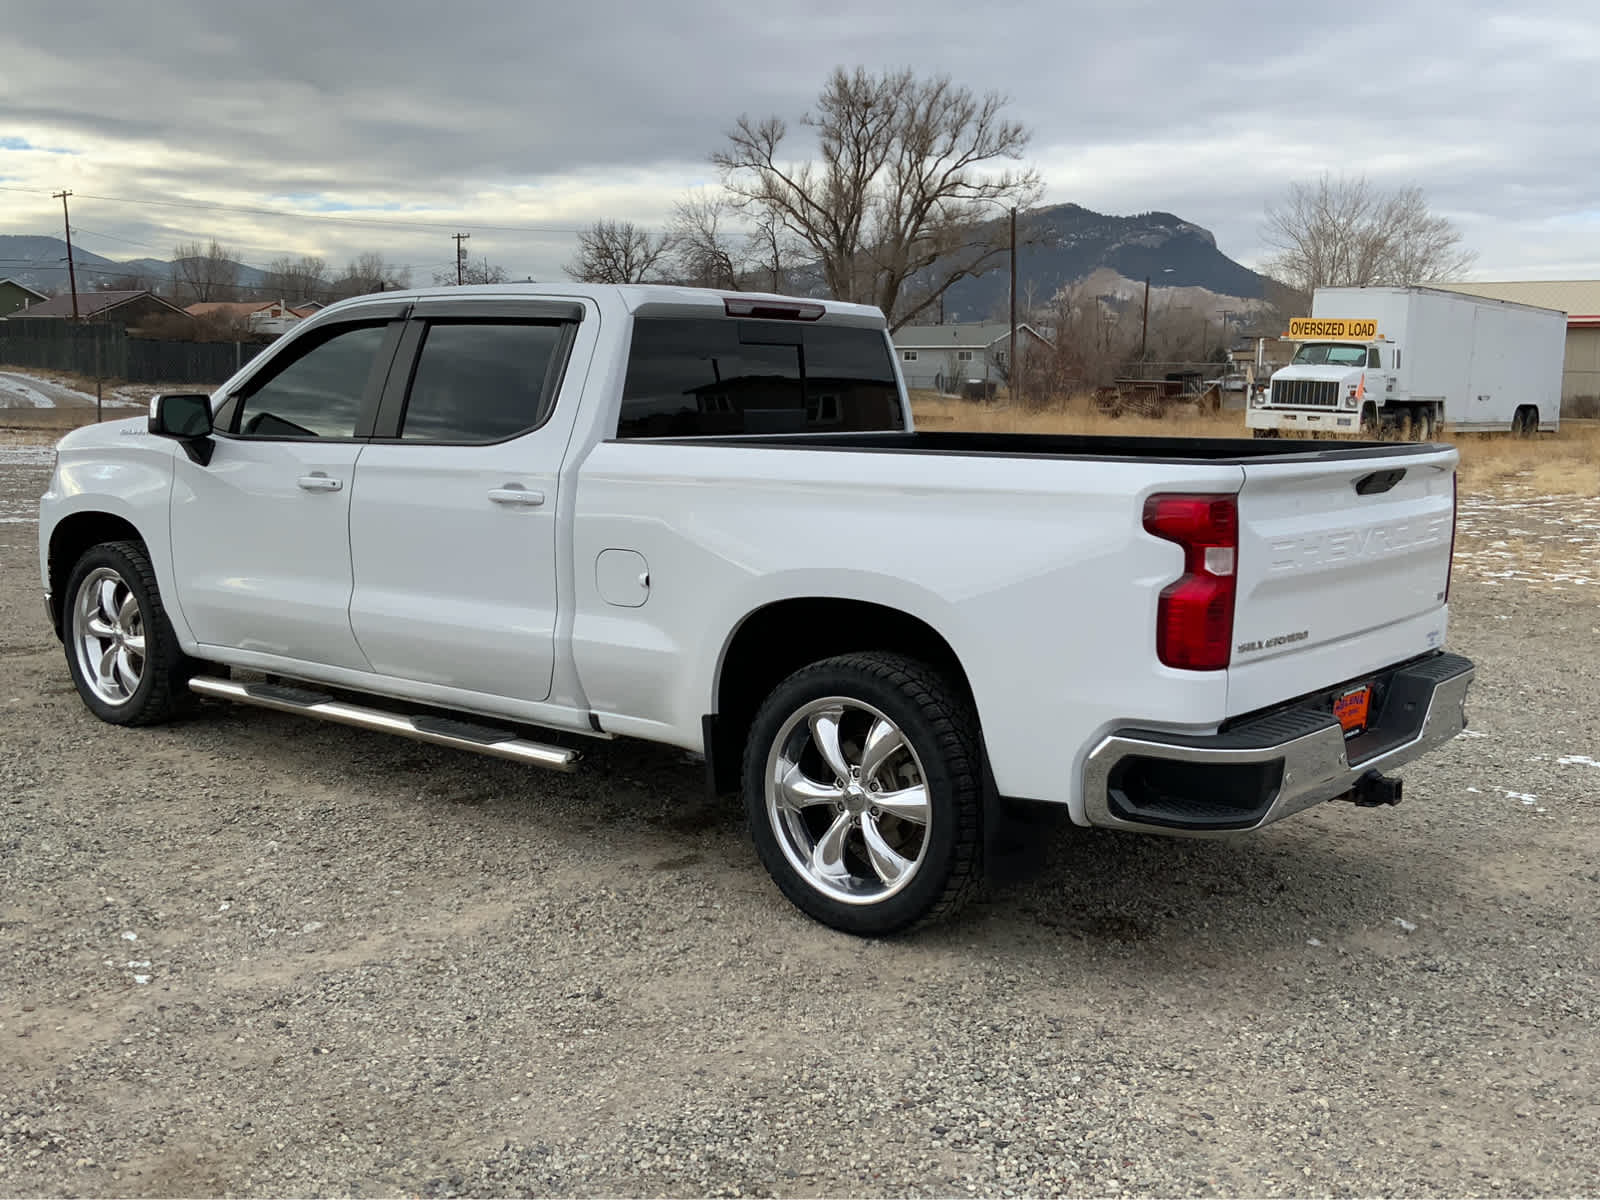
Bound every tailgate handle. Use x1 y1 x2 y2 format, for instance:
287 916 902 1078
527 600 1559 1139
1354 468 1406 495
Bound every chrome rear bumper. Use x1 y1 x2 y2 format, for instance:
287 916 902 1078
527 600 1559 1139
1082 652 1474 835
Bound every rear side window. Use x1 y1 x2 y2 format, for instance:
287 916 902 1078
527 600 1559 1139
618 317 903 438
398 322 565 442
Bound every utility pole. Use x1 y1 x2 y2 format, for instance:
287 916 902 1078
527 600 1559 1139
453 232 471 285
1140 275 1151 360
1008 206 1017 407
54 190 80 321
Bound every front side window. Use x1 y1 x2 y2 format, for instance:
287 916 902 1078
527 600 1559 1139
234 323 389 439
1367 347 1382 368
618 317 902 438
398 322 565 442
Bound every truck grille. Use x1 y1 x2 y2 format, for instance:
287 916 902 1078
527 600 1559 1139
1271 379 1339 408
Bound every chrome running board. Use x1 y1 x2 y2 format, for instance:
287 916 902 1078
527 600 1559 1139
187 676 581 772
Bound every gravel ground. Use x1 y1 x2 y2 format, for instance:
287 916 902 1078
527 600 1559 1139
2 439 1598 1197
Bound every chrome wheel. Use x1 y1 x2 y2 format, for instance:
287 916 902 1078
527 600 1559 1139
71 566 145 706
764 696 932 905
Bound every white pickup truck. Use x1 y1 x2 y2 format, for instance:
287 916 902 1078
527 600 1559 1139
38 284 1474 935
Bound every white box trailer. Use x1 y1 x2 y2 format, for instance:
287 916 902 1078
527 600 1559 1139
1247 285 1566 439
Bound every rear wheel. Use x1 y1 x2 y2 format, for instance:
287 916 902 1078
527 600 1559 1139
1514 406 1539 437
1413 405 1436 442
64 541 196 726
742 652 983 936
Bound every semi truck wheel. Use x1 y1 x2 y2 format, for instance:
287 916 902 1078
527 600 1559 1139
742 652 983 936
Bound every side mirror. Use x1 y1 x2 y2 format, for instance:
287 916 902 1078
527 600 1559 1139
148 393 215 464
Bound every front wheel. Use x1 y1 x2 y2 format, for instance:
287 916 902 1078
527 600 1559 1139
742 653 984 936
64 541 195 726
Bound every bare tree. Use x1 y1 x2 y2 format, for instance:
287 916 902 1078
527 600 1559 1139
670 193 742 289
564 220 674 284
746 206 801 294
328 252 410 300
171 239 240 304
713 67 1041 329
1261 175 1476 293
430 257 511 286
264 254 328 303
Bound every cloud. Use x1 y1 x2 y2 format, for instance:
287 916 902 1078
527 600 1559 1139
0 0 1596 282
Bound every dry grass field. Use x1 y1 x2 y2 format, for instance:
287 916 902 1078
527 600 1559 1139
912 391 1600 499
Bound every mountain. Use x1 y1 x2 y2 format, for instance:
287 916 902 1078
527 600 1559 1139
0 235 122 292
934 203 1273 323
0 236 269 297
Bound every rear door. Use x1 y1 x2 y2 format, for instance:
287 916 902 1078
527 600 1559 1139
1227 447 1457 712
344 300 582 702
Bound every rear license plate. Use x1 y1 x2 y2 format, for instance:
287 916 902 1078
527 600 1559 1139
1333 685 1373 736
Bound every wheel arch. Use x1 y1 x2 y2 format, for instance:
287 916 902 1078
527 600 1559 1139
704 596 977 795
47 511 146 639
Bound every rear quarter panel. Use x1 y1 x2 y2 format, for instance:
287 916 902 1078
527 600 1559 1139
571 440 1246 816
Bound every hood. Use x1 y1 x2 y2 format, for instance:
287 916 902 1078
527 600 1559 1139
1271 364 1363 384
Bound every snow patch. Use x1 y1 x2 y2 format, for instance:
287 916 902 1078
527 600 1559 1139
0 444 57 466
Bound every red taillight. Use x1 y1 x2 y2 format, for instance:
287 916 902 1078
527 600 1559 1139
722 297 825 321
1445 471 1458 602
1143 493 1238 671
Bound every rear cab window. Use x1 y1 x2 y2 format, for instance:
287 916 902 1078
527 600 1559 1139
617 316 904 438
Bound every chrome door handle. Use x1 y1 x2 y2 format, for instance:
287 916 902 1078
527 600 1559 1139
488 487 545 507
297 475 343 492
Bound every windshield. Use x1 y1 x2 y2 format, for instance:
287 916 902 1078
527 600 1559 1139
1292 342 1369 367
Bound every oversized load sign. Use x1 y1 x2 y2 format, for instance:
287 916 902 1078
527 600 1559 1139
1286 317 1380 339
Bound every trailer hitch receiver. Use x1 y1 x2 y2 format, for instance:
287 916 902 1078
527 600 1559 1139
1348 769 1403 808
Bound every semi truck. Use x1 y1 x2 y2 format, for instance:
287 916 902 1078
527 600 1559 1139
1248 285 1566 439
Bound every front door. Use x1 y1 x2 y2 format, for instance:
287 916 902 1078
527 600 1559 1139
169 315 403 669
346 308 579 702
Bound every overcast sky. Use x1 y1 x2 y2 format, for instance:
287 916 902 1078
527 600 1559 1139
2 0 1596 290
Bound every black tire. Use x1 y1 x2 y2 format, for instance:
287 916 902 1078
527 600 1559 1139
1413 406 1436 442
1251 427 1279 439
741 652 983 936
62 540 197 726
1359 403 1380 438
1515 406 1539 438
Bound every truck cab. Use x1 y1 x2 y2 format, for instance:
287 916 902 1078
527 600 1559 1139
1248 337 1416 439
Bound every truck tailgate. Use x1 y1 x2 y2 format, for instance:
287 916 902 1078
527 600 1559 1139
1227 447 1457 717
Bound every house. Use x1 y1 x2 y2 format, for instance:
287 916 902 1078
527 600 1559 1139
1431 279 1600 415
186 298 304 335
7 289 192 329
890 322 1053 395
0 277 49 318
